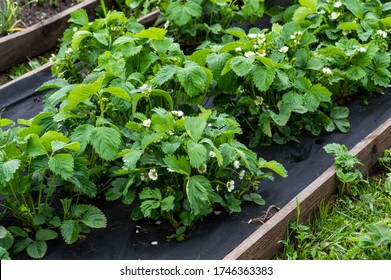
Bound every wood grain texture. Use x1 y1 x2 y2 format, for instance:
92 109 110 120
224 117 391 260
0 0 114 72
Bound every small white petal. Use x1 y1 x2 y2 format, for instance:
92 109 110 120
151 241 158 245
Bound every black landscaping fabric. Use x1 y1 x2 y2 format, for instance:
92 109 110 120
2 69 391 259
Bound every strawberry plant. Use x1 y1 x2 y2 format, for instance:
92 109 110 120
158 0 266 47
111 107 287 228
191 24 352 145
0 117 106 259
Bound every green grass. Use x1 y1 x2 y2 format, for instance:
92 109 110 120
276 148 391 260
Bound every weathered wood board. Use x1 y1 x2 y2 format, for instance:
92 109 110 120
0 0 115 72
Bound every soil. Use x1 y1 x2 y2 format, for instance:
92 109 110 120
0 0 81 85
18 0 80 28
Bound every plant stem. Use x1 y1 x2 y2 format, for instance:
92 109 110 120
100 0 107 18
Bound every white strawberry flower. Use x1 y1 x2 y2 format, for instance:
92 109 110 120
334 1 342 8
197 164 207 174
226 180 235 192
234 160 240 169
143 119 151 127
148 169 158 181
322 67 332 75
330 12 340 20
244 51 256 58
279 46 289 53
254 96 264 106
358 47 366 53
239 170 246 180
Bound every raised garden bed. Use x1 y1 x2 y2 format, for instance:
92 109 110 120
1 64 391 259
1 0 391 260
0 0 115 72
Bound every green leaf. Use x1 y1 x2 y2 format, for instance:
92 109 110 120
36 78 69 91
186 175 214 216
48 154 74 180
185 116 207 143
231 140 258 174
0 226 7 239
368 53 391 86
103 87 130 101
80 205 107 228
26 240 47 259
219 42 243 53
61 220 79 244
258 159 288 177
69 9 89 26
230 56 254 77
13 238 33 254
206 53 233 78
65 84 96 110
219 143 237 167
0 231 13 251
346 66 366 81
40 131 69 152
282 91 307 114
252 67 275 92
70 124 94 153
344 0 363 20
294 76 311 93
188 142 207 167
8 226 28 238
337 22 359 31
27 134 47 157
293 7 314 24
150 90 174 111
162 142 181 155
50 141 67 152
141 133 162 151
163 155 191 177
151 108 175 133
90 127 121 161
0 159 21 184
0 118 12 127
134 27 167 40
166 1 202 26
380 16 391 27
35 229 58 241
140 200 160 218
122 150 143 170
269 107 291 126
299 0 317 11
330 107 350 133
200 138 223 166
188 49 213 66
71 30 92 50
161 196 175 212
306 58 323 71
140 187 162 201
105 178 128 201
303 84 332 112
153 65 178 85
176 62 209 97
225 193 241 213
243 193 266 206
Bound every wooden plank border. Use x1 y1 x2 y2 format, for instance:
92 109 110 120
224 117 391 260
0 0 115 72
